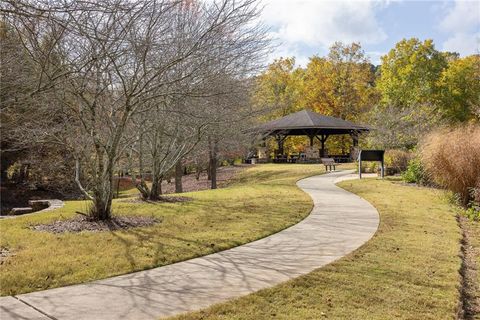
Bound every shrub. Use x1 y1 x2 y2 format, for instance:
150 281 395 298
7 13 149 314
384 149 412 173
465 206 480 221
465 182 480 220
402 158 426 184
358 161 378 173
420 125 480 206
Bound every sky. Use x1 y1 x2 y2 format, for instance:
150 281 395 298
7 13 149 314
260 0 480 66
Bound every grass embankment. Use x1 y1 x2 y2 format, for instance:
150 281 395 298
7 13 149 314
172 179 462 320
0 164 325 296
471 220 480 315
464 218 480 319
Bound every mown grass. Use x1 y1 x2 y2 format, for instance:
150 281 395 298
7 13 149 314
171 179 462 320
0 164 326 296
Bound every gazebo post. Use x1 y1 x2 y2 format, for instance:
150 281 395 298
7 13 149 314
315 135 329 157
350 131 359 160
321 135 326 157
275 134 286 156
350 131 359 147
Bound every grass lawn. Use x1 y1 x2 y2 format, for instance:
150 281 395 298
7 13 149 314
171 179 462 320
0 164 327 296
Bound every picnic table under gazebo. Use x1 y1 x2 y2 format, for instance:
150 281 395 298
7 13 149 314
251 109 370 163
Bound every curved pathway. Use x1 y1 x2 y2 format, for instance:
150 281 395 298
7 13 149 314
0 199 64 220
0 170 379 320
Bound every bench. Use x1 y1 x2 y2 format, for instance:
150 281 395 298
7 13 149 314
321 157 338 171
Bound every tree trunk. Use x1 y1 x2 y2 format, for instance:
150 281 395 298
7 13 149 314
92 187 113 220
88 150 119 220
209 141 218 189
91 167 114 220
175 160 183 193
17 163 29 183
195 164 202 181
149 178 161 201
207 162 212 180
92 196 112 221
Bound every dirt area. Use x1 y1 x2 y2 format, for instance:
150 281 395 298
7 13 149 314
114 165 247 196
458 215 480 319
160 165 246 194
32 215 160 233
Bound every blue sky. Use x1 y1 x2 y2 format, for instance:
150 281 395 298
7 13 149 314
260 0 480 66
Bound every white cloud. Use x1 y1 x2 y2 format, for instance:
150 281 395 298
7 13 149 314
440 0 480 55
261 0 389 66
264 40 309 67
365 51 385 65
440 0 479 33
443 32 480 55
262 0 387 46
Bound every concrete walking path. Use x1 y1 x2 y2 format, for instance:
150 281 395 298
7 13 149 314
0 170 379 320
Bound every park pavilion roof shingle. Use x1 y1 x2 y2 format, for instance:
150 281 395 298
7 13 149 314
253 110 370 136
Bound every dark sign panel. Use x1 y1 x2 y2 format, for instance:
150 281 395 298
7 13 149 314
358 150 385 161
358 150 385 178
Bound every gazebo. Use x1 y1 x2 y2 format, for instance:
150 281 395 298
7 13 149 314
252 110 370 162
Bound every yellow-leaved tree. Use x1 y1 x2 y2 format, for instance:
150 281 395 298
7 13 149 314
253 57 303 120
438 55 480 123
301 42 378 153
302 42 378 121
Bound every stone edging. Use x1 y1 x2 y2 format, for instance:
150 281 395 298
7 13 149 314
0 199 64 219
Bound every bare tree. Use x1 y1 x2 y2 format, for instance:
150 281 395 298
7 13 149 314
128 97 206 200
123 0 270 197
2 0 269 219
200 77 258 189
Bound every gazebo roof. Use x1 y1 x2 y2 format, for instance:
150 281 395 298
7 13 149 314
254 110 370 136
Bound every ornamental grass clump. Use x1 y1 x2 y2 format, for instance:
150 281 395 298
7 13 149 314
420 125 480 207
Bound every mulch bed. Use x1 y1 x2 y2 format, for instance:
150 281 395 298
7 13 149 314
160 165 246 194
32 215 160 233
123 195 193 204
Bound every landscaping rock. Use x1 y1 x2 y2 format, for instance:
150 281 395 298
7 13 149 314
10 207 33 215
28 200 50 211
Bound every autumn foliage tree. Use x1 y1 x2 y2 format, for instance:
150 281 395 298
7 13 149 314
438 55 480 123
377 38 448 109
302 42 378 120
371 38 479 149
253 57 302 119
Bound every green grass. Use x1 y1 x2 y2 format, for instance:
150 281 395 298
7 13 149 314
170 179 462 320
0 164 327 296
